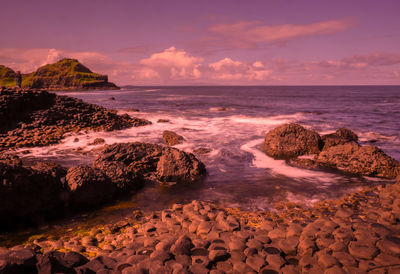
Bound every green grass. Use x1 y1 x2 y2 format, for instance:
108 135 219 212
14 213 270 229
1 59 111 89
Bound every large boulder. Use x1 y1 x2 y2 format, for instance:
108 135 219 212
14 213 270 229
322 128 358 150
65 166 116 207
0 155 68 227
263 123 322 158
163 130 184 146
156 147 206 184
93 142 162 188
93 142 206 186
316 142 399 179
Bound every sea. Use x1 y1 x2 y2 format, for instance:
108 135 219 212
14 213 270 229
18 86 400 212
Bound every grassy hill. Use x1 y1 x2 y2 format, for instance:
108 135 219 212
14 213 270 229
0 65 16 87
1 59 119 90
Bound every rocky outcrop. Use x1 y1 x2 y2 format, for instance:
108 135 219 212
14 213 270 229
321 128 358 149
0 89 151 150
1 141 206 228
93 142 206 186
316 142 399 178
65 166 116 207
1 58 119 90
157 147 206 184
263 123 322 158
6 178 400 273
265 124 399 179
163 130 184 146
0 155 68 228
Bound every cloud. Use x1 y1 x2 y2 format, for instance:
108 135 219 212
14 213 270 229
206 18 355 49
311 52 400 70
139 46 203 80
1 47 399 85
208 58 271 81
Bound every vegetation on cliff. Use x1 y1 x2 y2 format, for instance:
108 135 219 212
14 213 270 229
0 65 16 87
0 59 119 90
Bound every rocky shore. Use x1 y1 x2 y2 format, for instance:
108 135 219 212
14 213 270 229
0 88 150 151
1 93 400 273
1 176 400 273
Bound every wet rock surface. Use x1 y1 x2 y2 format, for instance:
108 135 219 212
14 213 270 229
3 179 400 273
266 123 399 179
0 142 206 229
163 130 184 146
94 142 206 186
0 88 151 151
263 123 322 158
0 154 68 228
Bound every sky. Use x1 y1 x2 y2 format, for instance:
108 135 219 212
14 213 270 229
1 0 400 85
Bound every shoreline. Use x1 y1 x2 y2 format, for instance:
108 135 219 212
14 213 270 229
1 177 400 272
1 88 400 273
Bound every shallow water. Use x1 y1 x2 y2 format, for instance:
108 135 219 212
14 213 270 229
18 86 400 212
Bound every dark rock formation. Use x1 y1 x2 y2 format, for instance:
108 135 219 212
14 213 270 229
66 166 116 207
321 128 358 150
0 155 68 228
88 138 105 146
94 142 206 186
157 147 206 184
163 130 184 146
0 89 151 150
316 142 399 178
93 142 163 187
265 124 399 179
263 123 322 158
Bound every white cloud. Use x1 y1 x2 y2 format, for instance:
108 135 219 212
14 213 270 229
140 46 203 80
208 58 271 81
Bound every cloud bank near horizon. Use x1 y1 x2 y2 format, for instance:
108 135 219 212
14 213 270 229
1 47 400 85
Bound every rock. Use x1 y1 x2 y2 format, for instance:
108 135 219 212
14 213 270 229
163 130 184 146
157 119 169 123
208 249 230 262
376 236 400 255
94 142 206 186
0 156 67 227
0 89 151 151
348 241 378 260
193 147 212 154
156 147 206 184
263 123 322 158
66 166 116 207
246 254 266 272
37 251 89 273
88 138 105 146
322 128 358 149
316 142 399 178
170 235 193 255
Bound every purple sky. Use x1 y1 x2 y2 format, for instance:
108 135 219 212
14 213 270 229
1 0 400 85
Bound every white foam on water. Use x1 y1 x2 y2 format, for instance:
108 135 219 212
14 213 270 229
240 139 339 184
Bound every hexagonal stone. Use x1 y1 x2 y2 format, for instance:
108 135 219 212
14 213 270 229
348 241 379 260
266 254 285 270
316 251 339 269
232 261 254 273
209 249 230 262
197 221 212 236
246 254 266 272
228 239 246 251
332 251 357 267
377 237 400 255
278 237 299 256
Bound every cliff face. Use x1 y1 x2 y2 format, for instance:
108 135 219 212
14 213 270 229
0 59 119 90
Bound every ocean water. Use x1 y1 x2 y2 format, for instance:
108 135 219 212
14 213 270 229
18 86 400 212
